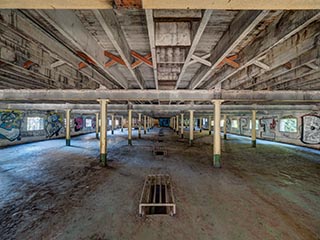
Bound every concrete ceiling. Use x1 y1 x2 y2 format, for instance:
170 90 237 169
0 2 319 116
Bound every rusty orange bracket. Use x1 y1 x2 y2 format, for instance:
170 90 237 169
131 53 152 69
131 51 153 68
23 60 35 69
77 51 96 66
78 62 87 70
104 51 125 66
217 55 239 69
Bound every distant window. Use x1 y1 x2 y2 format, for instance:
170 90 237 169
108 119 112 126
85 119 92 128
220 120 224 127
231 119 238 128
27 117 44 131
249 120 259 130
280 118 297 132
116 120 119 126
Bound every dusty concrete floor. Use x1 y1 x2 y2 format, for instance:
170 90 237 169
0 127 319 240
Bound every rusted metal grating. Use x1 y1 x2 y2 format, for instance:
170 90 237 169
139 174 176 216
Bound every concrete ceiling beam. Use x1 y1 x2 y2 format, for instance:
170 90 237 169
188 10 269 90
0 89 320 102
93 10 144 89
36 10 128 89
206 11 320 89
175 10 212 89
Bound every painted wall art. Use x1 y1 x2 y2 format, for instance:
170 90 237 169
260 117 277 140
74 117 83 132
0 111 24 141
301 114 320 144
45 112 63 138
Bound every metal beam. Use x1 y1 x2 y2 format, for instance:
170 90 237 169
142 0 320 10
0 90 319 102
175 10 212 89
145 9 158 89
189 10 269 89
36 10 128 89
206 11 320 89
93 10 144 89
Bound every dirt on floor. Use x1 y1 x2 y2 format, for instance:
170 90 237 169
0 128 319 240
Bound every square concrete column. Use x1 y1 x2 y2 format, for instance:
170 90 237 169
144 115 147 134
180 113 184 138
208 116 212 135
138 113 142 138
223 114 227 140
213 100 224 168
111 113 115 135
200 117 203 132
176 115 179 135
252 110 257 147
95 113 99 139
98 99 109 167
121 116 124 132
128 109 132 145
65 109 71 146
189 110 194 145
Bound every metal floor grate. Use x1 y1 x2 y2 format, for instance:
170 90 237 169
139 174 176 216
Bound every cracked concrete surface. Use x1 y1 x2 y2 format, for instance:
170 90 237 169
0 128 319 240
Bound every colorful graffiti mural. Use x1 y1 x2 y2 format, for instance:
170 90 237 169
301 114 320 144
45 112 63 138
0 111 24 141
74 117 83 132
260 117 277 140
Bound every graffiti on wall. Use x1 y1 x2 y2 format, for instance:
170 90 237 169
0 111 24 141
92 117 96 129
301 114 320 144
260 117 277 140
74 117 83 132
45 112 63 138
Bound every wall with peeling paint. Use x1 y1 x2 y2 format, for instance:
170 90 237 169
225 110 320 150
0 110 97 147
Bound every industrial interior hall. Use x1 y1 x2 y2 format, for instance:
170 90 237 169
0 0 320 239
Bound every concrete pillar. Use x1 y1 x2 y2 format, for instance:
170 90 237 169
252 110 257 148
173 116 175 131
95 113 99 139
147 116 150 132
121 116 124 132
65 109 71 146
98 99 109 166
176 115 179 135
213 100 223 168
138 113 142 138
200 117 203 132
111 113 115 134
180 113 184 138
208 116 212 135
144 115 147 134
189 110 194 145
223 114 227 140
128 109 132 145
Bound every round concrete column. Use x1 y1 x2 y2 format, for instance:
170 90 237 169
189 110 194 145
98 99 109 166
223 114 227 140
213 100 223 168
180 113 184 138
95 113 99 139
65 109 71 146
138 113 142 138
252 110 257 147
128 109 132 145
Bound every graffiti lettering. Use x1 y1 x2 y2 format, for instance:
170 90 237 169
74 117 83 132
45 112 62 138
301 115 320 144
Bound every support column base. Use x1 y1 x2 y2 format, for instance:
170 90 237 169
111 130 114 135
144 130 147 134
128 139 132 145
96 133 99 139
181 134 184 139
252 140 256 148
209 131 211 135
121 129 123 132
200 129 202 133
100 153 107 166
138 133 141 139
213 154 221 168
66 139 71 146
189 139 193 146
224 134 227 140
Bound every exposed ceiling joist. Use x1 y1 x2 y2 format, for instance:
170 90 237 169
36 10 128 89
175 10 212 89
206 11 320 89
189 10 269 89
0 90 319 102
93 10 145 89
145 9 158 89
